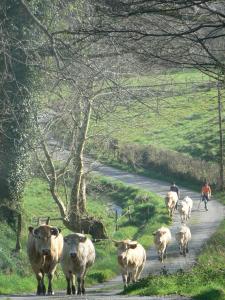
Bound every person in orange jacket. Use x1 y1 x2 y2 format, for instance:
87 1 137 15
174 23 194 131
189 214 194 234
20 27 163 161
201 182 211 211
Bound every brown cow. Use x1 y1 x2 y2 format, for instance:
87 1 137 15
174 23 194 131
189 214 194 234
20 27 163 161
27 225 63 295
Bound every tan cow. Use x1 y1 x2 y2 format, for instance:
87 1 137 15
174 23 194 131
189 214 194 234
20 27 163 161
27 225 63 295
153 226 171 263
113 239 146 288
60 233 95 295
178 200 189 223
165 191 178 217
175 225 191 256
183 196 193 219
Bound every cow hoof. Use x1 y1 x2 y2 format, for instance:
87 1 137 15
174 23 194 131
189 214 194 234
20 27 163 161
47 291 54 296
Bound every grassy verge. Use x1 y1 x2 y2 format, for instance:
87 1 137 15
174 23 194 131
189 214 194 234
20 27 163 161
0 176 168 294
123 193 225 300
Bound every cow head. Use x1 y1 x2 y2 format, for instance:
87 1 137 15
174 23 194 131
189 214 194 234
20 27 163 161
28 225 61 256
64 233 87 259
113 239 138 251
153 229 167 244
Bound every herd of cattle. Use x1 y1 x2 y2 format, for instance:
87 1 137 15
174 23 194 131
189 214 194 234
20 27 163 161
27 191 193 295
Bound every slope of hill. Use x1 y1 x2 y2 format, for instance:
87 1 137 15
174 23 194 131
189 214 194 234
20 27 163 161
89 69 221 162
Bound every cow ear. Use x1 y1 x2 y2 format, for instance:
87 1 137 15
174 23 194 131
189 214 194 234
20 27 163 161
51 227 59 236
128 241 138 249
79 236 87 243
28 226 34 233
112 240 120 247
152 231 156 236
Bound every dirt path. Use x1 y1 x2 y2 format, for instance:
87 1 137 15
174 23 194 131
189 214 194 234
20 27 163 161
2 163 224 300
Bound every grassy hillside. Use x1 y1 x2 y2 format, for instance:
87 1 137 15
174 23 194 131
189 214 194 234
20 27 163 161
89 69 222 162
0 176 167 294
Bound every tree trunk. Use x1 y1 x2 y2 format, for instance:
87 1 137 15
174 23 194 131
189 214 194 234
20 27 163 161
70 99 92 215
14 212 22 252
79 175 87 214
0 0 33 227
217 81 224 190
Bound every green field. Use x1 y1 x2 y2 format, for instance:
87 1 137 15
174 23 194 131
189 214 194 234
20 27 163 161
90 69 221 162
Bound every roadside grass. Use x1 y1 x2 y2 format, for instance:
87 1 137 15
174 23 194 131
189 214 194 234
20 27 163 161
0 176 168 294
123 193 225 300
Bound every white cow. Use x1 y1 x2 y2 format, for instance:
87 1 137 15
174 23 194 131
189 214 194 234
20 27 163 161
178 200 189 223
153 227 172 263
113 239 146 288
175 225 191 256
183 196 193 219
61 233 95 295
165 191 178 217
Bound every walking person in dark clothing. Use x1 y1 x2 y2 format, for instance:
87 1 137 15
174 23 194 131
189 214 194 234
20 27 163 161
170 182 180 209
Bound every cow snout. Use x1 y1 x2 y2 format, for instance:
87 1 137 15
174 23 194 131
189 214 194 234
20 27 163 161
42 249 50 256
70 252 77 258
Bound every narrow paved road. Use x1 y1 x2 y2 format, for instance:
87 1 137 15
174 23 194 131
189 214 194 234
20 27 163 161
2 162 224 300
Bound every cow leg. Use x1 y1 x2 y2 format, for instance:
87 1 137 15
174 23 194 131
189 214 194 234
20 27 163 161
132 269 138 283
66 276 71 295
136 265 144 280
122 273 128 288
77 277 82 295
183 246 186 257
36 272 45 295
186 242 189 253
127 273 130 284
179 244 182 255
159 250 163 263
165 245 168 258
71 274 76 295
47 273 54 295
81 279 85 295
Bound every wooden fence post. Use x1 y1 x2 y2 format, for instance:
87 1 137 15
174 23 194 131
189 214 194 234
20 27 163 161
115 209 118 231
147 206 150 219
128 206 131 222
